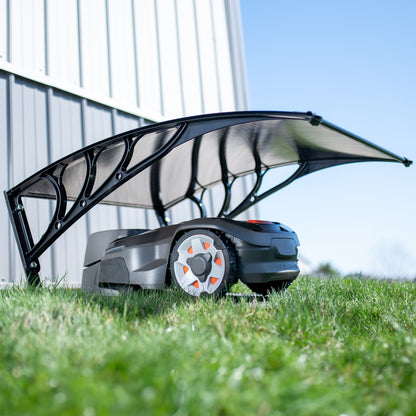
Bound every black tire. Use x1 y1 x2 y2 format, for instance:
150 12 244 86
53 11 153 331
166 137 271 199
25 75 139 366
246 279 293 296
169 229 237 298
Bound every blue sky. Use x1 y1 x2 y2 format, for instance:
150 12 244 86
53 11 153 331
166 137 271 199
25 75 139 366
240 0 416 278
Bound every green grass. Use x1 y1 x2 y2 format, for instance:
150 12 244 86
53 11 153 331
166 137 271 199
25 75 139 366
1 276 416 415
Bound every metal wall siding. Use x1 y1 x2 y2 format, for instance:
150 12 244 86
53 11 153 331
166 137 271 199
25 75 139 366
49 91 83 159
155 0 183 118
46 0 80 86
107 0 137 106
0 0 7 62
113 111 140 135
224 0 248 110
194 0 221 113
211 0 235 111
10 0 46 73
175 0 203 116
133 0 163 116
78 0 110 94
1 1 250 283
0 73 9 280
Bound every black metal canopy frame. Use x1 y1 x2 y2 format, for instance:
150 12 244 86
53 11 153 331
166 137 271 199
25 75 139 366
4 111 412 285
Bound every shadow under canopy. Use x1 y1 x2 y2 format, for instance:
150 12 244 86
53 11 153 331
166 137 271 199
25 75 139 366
4 111 412 281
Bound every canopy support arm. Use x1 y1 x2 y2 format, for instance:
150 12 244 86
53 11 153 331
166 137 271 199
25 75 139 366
185 136 207 218
226 161 309 219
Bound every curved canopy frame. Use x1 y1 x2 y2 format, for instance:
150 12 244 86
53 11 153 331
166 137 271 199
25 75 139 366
4 111 412 283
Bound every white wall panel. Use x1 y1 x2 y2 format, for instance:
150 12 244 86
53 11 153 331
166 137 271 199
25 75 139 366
0 0 7 62
195 0 221 113
176 0 203 116
113 111 140 134
211 0 235 111
0 73 10 280
107 0 137 106
10 0 46 73
48 91 83 159
78 0 110 95
133 0 162 116
10 81 48 186
155 0 183 118
46 0 80 86
119 207 148 229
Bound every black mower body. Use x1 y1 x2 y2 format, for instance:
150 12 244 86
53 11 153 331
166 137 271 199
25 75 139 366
82 218 300 291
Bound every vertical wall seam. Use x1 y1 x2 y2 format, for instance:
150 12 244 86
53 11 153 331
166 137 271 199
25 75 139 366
111 108 122 228
223 0 237 110
6 0 11 62
224 0 249 110
131 0 140 108
173 0 185 116
80 98 90 237
6 73 15 281
76 0 84 87
192 0 205 113
153 0 164 116
44 0 49 75
209 0 222 111
45 86 56 279
105 0 113 98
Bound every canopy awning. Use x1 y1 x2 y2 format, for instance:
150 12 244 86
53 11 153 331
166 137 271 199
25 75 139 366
4 111 412 279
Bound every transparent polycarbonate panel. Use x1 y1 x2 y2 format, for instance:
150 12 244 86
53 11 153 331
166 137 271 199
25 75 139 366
289 120 399 161
159 139 194 206
126 127 177 172
90 142 126 196
106 165 153 208
21 180 57 281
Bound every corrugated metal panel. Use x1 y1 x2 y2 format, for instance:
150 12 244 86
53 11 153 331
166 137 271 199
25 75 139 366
107 0 137 106
175 0 203 116
45 0 80 86
113 110 140 134
132 0 162 116
194 0 221 113
78 0 110 94
0 0 7 63
1 1 251 284
9 0 46 73
0 72 10 280
155 0 183 118
224 0 248 110
3 0 246 118
211 0 236 111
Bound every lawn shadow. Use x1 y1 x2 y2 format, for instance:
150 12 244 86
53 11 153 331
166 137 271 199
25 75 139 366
68 285 268 323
